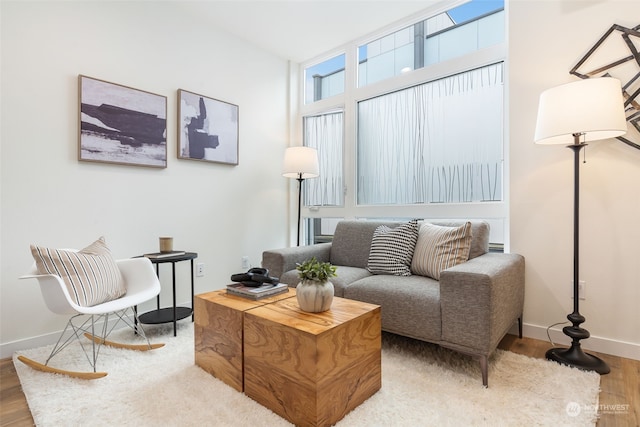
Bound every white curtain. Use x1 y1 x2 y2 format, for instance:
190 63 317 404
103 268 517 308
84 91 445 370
303 111 344 206
357 62 503 205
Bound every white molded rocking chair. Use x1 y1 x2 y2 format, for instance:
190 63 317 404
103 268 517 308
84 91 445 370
19 256 165 379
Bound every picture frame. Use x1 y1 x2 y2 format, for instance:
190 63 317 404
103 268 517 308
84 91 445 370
78 75 168 168
178 89 239 165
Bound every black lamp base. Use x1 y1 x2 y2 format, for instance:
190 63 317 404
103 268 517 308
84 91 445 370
546 345 610 375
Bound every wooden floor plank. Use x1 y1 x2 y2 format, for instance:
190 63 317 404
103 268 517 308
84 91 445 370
0 357 34 426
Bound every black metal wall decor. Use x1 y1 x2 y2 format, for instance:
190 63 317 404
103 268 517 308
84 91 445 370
570 24 640 150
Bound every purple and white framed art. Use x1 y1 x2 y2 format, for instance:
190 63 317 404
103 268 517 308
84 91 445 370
79 75 167 168
178 89 239 165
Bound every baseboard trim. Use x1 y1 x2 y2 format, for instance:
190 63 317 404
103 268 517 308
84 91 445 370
1 331 63 360
520 322 640 362
0 301 192 359
5 318 638 362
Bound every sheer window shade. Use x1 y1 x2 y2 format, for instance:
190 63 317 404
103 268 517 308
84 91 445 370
357 62 504 205
303 112 344 207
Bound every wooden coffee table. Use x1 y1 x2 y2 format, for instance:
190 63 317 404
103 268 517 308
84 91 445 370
194 288 295 392
243 296 381 427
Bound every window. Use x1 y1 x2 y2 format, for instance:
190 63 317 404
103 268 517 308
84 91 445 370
357 62 504 205
358 26 415 87
425 9 504 65
358 0 504 87
303 111 344 207
304 54 345 104
297 0 507 246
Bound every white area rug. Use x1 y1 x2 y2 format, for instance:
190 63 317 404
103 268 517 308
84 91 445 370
14 321 600 426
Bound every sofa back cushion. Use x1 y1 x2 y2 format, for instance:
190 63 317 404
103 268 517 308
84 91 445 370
330 220 490 268
330 220 400 268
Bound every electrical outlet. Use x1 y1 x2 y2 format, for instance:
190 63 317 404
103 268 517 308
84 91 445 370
241 256 250 269
196 263 205 277
572 280 586 300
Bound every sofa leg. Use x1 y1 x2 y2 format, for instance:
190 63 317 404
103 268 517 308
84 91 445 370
518 316 523 339
480 355 488 388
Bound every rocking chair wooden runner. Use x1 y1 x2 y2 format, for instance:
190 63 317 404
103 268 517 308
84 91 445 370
19 255 165 379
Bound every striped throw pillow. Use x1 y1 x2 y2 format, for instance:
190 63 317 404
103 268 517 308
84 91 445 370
367 220 419 276
30 237 125 307
411 222 472 280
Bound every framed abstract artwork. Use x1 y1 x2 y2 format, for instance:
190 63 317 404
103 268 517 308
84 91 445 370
78 75 167 168
178 89 239 165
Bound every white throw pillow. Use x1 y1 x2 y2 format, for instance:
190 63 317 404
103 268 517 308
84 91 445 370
30 237 125 307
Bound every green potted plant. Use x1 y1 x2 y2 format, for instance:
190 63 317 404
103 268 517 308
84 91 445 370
295 257 337 312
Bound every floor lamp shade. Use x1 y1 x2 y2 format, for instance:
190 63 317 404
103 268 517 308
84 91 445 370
282 147 319 179
534 77 627 144
533 77 626 375
282 146 319 246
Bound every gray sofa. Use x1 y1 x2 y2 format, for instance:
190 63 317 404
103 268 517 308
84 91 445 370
262 220 525 387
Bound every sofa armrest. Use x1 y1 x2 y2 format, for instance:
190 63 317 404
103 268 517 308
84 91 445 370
261 243 332 280
439 252 525 356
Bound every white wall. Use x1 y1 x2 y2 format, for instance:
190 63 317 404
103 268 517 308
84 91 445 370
1 0 638 361
0 1 291 356
509 0 640 359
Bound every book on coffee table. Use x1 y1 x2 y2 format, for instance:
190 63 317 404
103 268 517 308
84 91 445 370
226 282 289 300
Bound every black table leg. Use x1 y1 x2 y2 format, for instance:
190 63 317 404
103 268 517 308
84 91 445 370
172 261 177 337
190 259 195 322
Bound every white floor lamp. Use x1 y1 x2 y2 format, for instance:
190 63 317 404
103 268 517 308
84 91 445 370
534 77 627 374
282 146 319 246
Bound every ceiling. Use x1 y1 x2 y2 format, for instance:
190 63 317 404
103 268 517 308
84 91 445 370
183 1 440 63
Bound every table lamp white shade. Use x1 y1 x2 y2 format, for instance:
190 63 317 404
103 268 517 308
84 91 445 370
282 146 319 179
534 77 627 145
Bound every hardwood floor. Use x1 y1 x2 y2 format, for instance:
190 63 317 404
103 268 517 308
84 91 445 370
1 335 638 426
0 357 33 426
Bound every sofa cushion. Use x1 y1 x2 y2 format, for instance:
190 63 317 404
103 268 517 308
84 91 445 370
322 266 372 297
411 222 472 280
281 266 372 298
366 220 419 276
330 220 400 268
280 269 301 286
344 274 442 342
30 237 125 307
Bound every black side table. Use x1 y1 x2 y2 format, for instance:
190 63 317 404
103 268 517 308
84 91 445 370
138 252 198 336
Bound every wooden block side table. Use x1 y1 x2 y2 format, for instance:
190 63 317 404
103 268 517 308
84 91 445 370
243 296 381 427
194 288 295 392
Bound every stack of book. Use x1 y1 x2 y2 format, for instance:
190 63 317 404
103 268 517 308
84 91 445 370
226 282 288 300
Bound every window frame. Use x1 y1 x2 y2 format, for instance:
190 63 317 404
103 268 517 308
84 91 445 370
296 1 508 246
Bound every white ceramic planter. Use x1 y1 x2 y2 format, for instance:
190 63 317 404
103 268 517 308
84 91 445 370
296 280 334 313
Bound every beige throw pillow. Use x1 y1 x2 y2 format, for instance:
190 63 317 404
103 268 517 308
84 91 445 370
411 222 472 280
30 237 125 307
